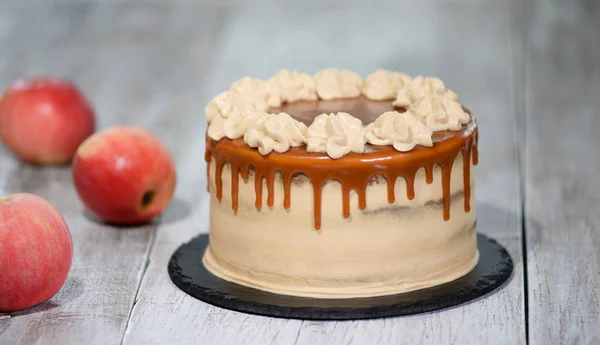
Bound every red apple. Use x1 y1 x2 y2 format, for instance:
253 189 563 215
0 193 73 312
0 76 96 165
72 126 177 225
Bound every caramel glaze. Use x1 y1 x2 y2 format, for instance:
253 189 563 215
205 97 479 230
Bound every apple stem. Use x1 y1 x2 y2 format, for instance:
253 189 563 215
141 190 156 208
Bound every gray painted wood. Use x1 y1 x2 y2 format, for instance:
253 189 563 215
524 1 600 344
123 2 526 345
0 3 200 344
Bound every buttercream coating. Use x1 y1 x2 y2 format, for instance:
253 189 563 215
269 69 318 103
362 69 412 101
206 70 467 158
410 95 471 131
365 110 433 152
203 155 478 298
202 71 479 298
243 112 307 155
313 68 363 100
305 112 366 159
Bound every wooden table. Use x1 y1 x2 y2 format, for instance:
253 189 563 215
0 1 598 344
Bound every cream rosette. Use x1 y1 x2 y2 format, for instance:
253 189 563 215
313 68 363 100
305 112 366 159
205 91 229 124
366 111 433 152
206 69 469 157
361 69 412 100
206 92 264 141
410 94 470 131
243 112 308 155
393 76 459 108
228 77 283 109
269 69 317 103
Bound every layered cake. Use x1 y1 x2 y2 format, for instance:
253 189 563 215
203 69 479 298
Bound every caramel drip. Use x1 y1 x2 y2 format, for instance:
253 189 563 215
404 173 416 200
204 143 212 192
425 165 434 184
204 99 478 230
358 190 367 210
386 176 396 203
282 171 293 209
254 174 263 209
440 158 453 221
462 137 473 213
215 160 225 200
312 178 326 230
231 166 240 212
240 165 250 181
342 184 351 218
266 169 275 207
473 127 479 165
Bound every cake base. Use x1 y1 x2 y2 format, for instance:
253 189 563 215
168 233 513 320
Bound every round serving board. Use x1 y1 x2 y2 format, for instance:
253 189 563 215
168 233 513 320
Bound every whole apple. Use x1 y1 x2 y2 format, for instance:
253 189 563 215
0 193 73 312
0 76 95 165
72 126 177 225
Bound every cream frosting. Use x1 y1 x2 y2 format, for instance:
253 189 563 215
313 68 363 100
366 111 433 152
220 91 264 119
222 111 261 140
204 155 478 298
207 113 227 140
206 92 262 141
393 76 459 107
207 69 468 152
410 94 471 131
228 77 283 109
243 112 307 155
305 112 366 159
205 91 228 124
361 69 412 100
269 69 317 103
203 69 479 298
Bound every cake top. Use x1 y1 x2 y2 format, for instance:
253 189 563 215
205 68 470 158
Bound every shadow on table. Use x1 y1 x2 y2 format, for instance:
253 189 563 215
159 197 191 225
403 202 540 318
82 197 191 228
6 277 85 318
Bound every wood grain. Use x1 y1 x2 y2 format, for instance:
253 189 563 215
123 2 525 345
524 1 600 344
0 3 210 344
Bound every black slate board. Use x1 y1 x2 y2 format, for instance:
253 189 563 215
168 233 513 320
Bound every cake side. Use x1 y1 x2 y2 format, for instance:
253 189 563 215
201 69 480 298
203 153 477 298
205 116 477 229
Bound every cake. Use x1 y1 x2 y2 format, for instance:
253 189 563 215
202 69 479 299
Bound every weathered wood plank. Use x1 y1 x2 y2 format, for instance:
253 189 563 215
0 3 220 344
124 2 525 345
524 1 600 344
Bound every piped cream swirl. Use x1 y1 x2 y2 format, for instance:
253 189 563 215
305 112 366 159
229 77 283 109
410 94 470 131
393 76 459 107
269 69 317 103
362 69 412 100
205 91 228 124
206 91 264 140
313 69 363 100
243 112 308 155
206 69 469 154
366 111 433 152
